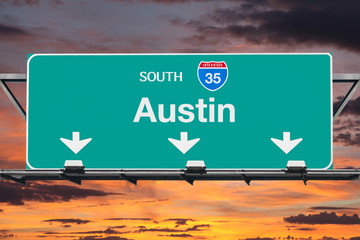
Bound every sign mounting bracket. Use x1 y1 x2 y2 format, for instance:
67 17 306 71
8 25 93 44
333 74 360 120
0 74 26 121
120 173 138 185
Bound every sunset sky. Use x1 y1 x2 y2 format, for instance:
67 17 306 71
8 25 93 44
1 0 360 239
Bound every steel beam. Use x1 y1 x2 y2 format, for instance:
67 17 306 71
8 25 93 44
0 169 359 185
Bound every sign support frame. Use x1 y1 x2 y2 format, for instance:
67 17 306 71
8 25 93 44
0 73 359 185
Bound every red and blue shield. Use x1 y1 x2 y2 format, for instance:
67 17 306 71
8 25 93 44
197 61 228 91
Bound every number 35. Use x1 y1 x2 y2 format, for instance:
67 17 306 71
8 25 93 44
205 73 221 84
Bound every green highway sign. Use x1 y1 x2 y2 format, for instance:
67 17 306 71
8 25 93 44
27 54 332 169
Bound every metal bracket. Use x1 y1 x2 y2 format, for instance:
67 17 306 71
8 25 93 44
0 74 26 121
301 174 308 185
61 173 82 185
333 74 360 120
242 175 251 185
120 174 137 185
0 173 26 185
180 174 194 185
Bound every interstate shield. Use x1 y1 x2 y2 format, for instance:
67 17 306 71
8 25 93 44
197 61 228 91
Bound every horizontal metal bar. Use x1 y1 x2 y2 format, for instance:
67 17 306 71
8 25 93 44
0 169 359 184
0 73 26 80
333 73 360 80
333 80 357 83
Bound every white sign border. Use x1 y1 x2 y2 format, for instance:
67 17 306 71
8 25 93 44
26 53 333 170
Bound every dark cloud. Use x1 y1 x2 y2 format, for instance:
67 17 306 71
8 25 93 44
136 227 183 233
295 227 316 231
343 166 357 169
333 119 360 132
70 227 129 235
135 223 211 233
176 0 360 52
0 0 39 7
135 199 168 203
78 236 132 240
240 238 275 240
43 218 91 225
310 206 359 211
185 224 211 232
43 226 131 236
350 237 360 240
0 233 15 238
0 209 3 212
112 226 127 229
0 23 30 37
334 96 360 116
0 0 64 7
76 203 111 208
319 237 337 240
284 211 360 225
0 230 15 238
158 233 193 238
62 225 71 228
107 0 234 4
104 218 152 221
164 218 195 227
333 105 360 146
333 132 360 147
0 182 120 205
43 231 60 234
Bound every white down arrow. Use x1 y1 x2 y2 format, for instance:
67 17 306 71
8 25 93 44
271 132 302 154
60 132 92 154
168 132 200 154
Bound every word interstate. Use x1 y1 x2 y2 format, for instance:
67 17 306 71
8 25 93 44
133 97 235 123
